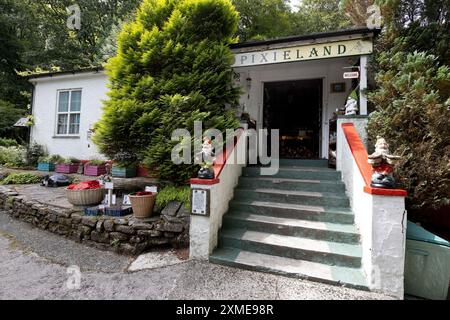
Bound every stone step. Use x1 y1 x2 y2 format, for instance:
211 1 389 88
229 200 354 224
238 176 346 193
243 167 341 180
210 247 368 290
279 159 329 167
234 188 350 207
223 212 360 244
219 228 362 268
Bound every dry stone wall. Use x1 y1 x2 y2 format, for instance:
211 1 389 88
0 186 189 256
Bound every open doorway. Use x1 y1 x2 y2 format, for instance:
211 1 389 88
263 79 323 159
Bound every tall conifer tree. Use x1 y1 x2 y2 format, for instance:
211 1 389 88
94 0 240 184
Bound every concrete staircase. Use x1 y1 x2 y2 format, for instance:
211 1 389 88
210 159 368 290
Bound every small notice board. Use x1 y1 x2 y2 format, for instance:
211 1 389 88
191 189 210 216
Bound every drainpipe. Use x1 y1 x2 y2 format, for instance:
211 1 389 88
359 55 369 115
27 81 35 145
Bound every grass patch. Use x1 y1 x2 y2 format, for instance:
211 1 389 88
0 172 42 185
156 185 191 209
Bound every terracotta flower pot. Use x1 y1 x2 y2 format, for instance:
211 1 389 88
129 193 156 219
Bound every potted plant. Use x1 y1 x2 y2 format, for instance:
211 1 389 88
137 163 150 177
66 180 106 206
56 157 80 174
37 154 62 172
129 191 156 219
84 159 107 176
112 151 137 178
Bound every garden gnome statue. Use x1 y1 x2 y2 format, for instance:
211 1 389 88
368 137 401 189
196 137 216 179
344 89 359 116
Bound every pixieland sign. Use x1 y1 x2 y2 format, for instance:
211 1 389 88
232 39 373 67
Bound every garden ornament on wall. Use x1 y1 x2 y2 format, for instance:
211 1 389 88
368 137 401 189
196 137 216 179
344 89 359 116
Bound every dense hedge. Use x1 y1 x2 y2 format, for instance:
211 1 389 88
368 49 450 210
93 0 240 184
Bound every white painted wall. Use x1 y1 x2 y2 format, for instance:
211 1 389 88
234 57 356 158
30 71 108 160
336 116 369 172
337 123 407 299
189 133 246 260
30 57 360 161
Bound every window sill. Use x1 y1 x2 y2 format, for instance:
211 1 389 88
52 135 80 139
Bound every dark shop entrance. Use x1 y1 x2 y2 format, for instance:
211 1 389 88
263 79 323 159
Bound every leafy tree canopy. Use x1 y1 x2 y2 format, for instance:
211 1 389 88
291 0 351 35
232 0 292 41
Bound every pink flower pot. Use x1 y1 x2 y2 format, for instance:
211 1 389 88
56 164 79 174
84 165 107 176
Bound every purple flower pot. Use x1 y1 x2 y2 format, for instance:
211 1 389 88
84 165 107 177
55 164 79 174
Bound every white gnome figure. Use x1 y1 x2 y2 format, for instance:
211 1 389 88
374 137 390 157
345 89 359 115
196 137 216 179
368 136 401 189
201 137 215 164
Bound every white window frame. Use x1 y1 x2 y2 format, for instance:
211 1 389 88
55 89 82 136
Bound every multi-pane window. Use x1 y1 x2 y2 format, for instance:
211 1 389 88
57 90 82 135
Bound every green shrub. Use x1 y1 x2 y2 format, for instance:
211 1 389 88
156 185 191 209
93 0 240 185
38 154 63 164
112 151 138 168
0 138 18 147
0 173 42 185
368 50 450 210
57 157 80 165
87 159 106 166
25 142 46 166
37 155 51 163
0 146 26 167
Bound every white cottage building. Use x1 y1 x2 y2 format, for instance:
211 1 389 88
28 28 409 299
29 28 375 161
29 67 108 159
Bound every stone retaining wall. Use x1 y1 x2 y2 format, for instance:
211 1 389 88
0 186 189 256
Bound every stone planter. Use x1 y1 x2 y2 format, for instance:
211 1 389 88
37 162 55 172
65 188 106 206
56 163 79 174
112 166 137 178
84 164 107 176
129 193 156 219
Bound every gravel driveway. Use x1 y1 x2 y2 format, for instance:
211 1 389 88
0 212 393 300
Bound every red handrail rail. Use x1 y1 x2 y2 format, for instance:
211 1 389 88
342 123 407 197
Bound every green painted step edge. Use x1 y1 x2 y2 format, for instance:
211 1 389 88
228 202 355 224
236 188 349 200
219 229 362 268
221 221 360 244
234 192 350 207
210 247 368 291
226 212 359 233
